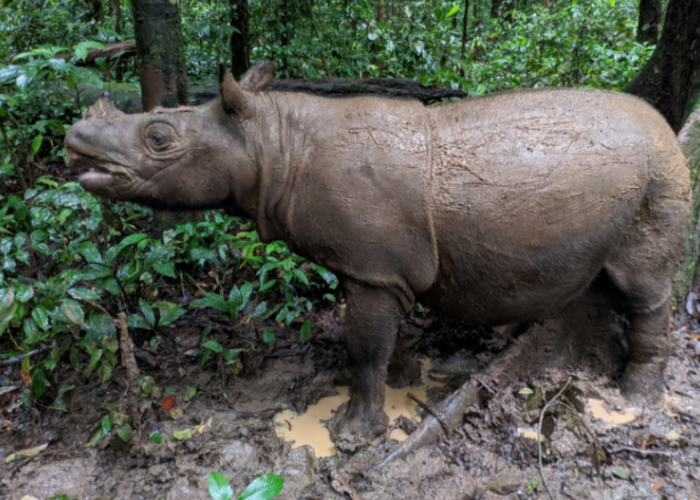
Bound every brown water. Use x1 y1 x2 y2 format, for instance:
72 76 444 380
273 359 444 457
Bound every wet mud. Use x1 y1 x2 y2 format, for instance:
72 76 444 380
1 293 699 499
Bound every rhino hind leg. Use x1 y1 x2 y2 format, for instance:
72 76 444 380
604 196 689 405
328 279 400 452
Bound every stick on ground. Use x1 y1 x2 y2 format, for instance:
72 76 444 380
118 312 140 429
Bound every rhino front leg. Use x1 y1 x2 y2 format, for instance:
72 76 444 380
329 279 401 452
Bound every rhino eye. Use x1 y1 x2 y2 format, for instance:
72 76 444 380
152 133 165 146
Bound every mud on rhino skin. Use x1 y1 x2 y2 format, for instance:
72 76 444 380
64 62 691 451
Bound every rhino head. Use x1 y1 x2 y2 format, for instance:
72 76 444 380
64 63 277 213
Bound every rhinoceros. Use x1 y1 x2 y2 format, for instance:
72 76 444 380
65 62 690 451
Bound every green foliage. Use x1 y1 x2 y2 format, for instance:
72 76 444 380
0 179 336 405
83 405 132 447
208 472 284 500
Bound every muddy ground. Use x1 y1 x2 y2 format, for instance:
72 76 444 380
1 290 699 500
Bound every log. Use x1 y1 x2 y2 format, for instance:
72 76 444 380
77 42 136 66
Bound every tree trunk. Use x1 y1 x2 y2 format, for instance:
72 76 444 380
112 0 124 80
624 0 700 133
490 0 514 20
131 0 202 237
637 0 662 45
376 0 384 23
230 0 250 79
542 0 550 8
90 0 105 27
461 0 470 60
673 105 700 305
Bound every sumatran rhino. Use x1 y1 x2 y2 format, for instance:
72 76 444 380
65 62 690 451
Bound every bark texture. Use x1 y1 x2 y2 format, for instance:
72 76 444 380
131 0 200 235
131 0 189 110
624 0 700 132
637 0 662 45
674 104 700 304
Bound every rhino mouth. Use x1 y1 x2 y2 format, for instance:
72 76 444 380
66 147 132 195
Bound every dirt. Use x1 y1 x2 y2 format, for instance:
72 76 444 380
1 292 699 500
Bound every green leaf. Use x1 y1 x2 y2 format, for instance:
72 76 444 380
68 287 101 301
446 3 460 18
323 293 336 303
101 415 112 434
82 313 116 344
127 313 151 329
32 368 46 399
32 306 50 331
262 329 276 343
611 466 630 480
153 262 177 279
139 299 156 328
0 289 17 338
53 384 76 412
154 301 185 327
519 387 534 395
208 472 234 500
30 135 43 157
84 349 103 375
202 341 223 353
300 320 311 344
59 299 84 326
74 41 106 61
182 386 197 401
15 284 34 303
118 233 148 247
149 431 163 444
84 426 106 448
117 423 133 442
237 473 284 500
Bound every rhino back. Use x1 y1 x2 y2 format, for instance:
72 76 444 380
423 89 682 324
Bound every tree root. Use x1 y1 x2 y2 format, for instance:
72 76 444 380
117 312 140 431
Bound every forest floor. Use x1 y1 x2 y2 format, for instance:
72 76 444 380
1 289 699 500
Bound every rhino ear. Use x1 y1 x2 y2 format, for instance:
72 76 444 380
220 72 253 119
239 62 277 93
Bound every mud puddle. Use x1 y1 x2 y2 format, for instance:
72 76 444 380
273 359 445 457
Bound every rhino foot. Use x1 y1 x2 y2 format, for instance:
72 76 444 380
328 401 389 453
620 359 666 408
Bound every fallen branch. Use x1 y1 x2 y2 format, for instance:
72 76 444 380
367 381 480 475
407 392 451 438
610 446 670 457
117 313 140 430
473 375 496 394
0 343 55 366
361 325 539 475
537 378 572 500
0 385 19 396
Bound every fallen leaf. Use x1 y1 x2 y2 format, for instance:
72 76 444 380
488 484 520 495
330 473 360 500
611 466 631 480
652 480 661 490
169 408 184 420
16 443 48 458
161 394 176 410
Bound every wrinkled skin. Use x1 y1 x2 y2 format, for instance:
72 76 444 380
65 63 691 452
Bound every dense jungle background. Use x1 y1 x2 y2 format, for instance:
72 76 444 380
1 0 700 498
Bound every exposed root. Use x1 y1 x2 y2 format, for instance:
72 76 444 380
117 312 140 431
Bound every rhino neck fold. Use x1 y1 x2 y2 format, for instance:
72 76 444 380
244 92 309 244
